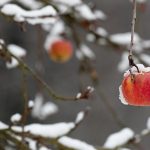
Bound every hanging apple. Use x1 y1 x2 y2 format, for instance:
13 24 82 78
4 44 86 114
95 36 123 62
119 64 150 106
48 39 73 63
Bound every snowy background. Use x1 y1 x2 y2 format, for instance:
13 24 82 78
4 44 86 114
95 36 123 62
0 0 150 149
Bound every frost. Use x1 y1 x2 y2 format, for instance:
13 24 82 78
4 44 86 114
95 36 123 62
12 122 75 138
119 85 128 105
0 121 8 130
104 128 134 149
10 113 22 123
109 32 141 46
124 64 150 77
31 93 58 120
6 44 26 69
140 54 150 65
58 136 96 150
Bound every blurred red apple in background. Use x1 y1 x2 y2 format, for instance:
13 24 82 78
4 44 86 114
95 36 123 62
48 40 73 63
119 64 150 106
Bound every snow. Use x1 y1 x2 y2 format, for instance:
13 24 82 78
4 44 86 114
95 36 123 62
12 122 75 138
147 117 150 129
54 0 82 7
44 21 65 50
141 40 150 49
10 113 22 123
87 86 94 93
1 4 57 25
86 33 96 42
7 44 26 57
104 128 134 149
124 64 150 77
98 38 107 45
6 44 26 69
0 39 5 45
76 44 95 60
75 111 85 124
31 93 58 120
44 35 62 51
26 18 57 25
119 85 128 105
118 148 131 150
39 102 58 119
75 4 97 20
39 147 51 150
93 10 107 20
118 52 129 72
0 0 42 8
0 121 8 130
109 32 141 46
0 39 5 49
28 100 34 108
17 0 43 9
130 0 147 3
0 0 11 6
58 136 96 150
50 21 65 35
1 4 56 18
96 27 108 37
140 54 150 65
76 93 82 99
75 5 106 21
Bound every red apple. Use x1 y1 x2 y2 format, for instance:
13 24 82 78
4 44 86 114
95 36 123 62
119 64 150 106
48 40 73 63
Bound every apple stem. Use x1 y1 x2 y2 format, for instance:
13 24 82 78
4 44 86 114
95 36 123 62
129 0 140 76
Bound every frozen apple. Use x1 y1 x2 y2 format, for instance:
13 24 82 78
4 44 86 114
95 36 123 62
48 40 73 63
119 64 150 106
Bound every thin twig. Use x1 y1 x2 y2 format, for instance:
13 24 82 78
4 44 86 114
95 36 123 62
129 0 137 56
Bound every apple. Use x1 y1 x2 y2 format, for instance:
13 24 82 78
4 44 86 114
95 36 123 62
48 39 73 63
119 64 150 106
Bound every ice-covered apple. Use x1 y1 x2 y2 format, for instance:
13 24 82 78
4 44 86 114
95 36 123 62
48 39 73 63
119 64 150 106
